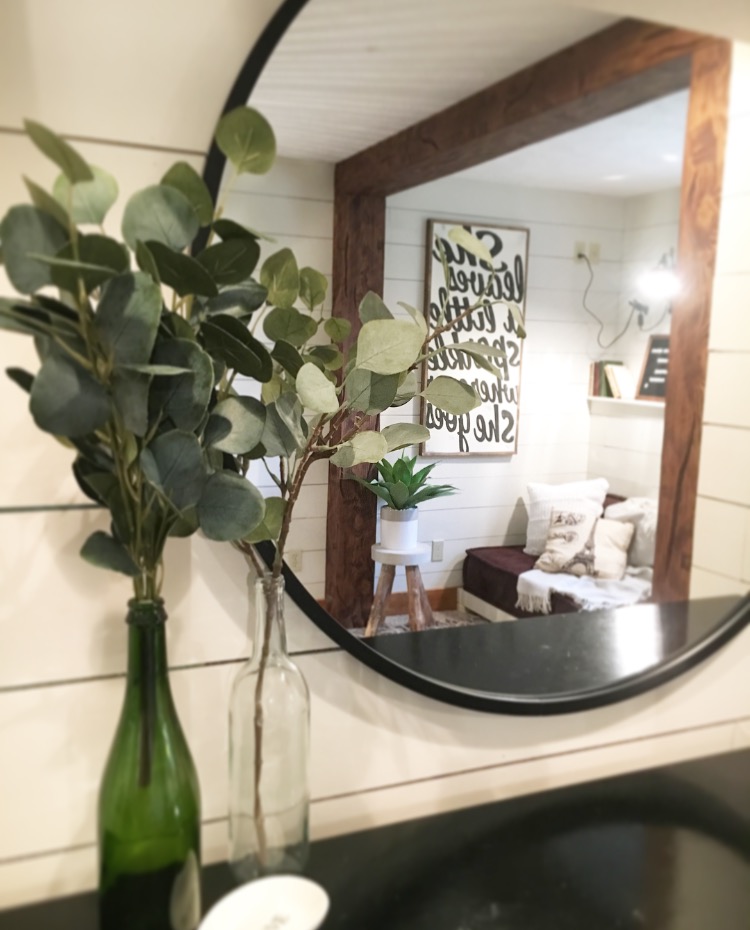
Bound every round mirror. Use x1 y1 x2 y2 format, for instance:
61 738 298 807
204 0 750 712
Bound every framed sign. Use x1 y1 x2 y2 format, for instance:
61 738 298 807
420 219 528 456
637 334 669 400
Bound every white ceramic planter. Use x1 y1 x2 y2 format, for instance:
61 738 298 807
380 506 419 551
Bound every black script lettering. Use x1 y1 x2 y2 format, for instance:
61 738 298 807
425 402 470 453
501 410 515 443
507 339 521 367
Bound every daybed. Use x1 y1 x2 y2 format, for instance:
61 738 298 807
458 488 656 622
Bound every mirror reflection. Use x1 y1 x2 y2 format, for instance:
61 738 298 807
215 0 738 706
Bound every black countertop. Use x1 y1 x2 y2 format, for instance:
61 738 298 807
5 748 750 929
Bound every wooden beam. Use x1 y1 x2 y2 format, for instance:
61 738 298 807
653 40 732 600
336 20 704 198
324 190 385 626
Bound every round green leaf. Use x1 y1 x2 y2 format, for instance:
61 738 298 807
151 339 215 431
421 375 481 414
381 422 430 452
271 340 304 377
346 369 399 415
161 161 214 226
141 430 206 511
212 218 271 242
206 282 267 318
243 496 285 544
121 185 199 251
0 205 68 293
296 362 339 414
53 165 118 225
197 238 260 285
260 248 299 309
263 305 316 347
80 531 139 577
200 314 273 381
95 272 163 365
356 319 424 375
324 317 352 343
143 240 218 297
29 353 110 437
23 177 70 228
205 396 266 454
198 472 266 540
330 431 388 468
215 107 276 175
299 267 328 310
50 235 130 294
359 292 392 323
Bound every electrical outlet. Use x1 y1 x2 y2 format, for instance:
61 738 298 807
286 550 303 573
588 241 601 264
431 540 444 562
574 241 586 262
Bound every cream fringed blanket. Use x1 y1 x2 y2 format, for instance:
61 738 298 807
516 567 653 615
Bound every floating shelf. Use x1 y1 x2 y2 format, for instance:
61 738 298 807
588 396 665 412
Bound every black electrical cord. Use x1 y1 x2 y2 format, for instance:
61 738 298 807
579 252 638 349
640 305 671 332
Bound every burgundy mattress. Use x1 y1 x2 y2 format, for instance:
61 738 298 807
462 545 579 618
462 495 626 619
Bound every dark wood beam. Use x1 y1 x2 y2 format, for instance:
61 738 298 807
336 20 706 198
653 39 732 600
325 191 385 626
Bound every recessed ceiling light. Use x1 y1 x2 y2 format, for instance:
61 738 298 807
662 153 680 163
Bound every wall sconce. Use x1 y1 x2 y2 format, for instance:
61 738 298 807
629 250 678 330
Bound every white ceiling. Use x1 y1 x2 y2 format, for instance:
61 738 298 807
251 0 619 163
453 89 689 196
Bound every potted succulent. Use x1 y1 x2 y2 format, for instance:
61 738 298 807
349 455 455 550
0 105 518 906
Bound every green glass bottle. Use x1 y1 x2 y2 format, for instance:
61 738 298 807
98 599 202 930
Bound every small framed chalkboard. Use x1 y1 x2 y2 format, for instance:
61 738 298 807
637 335 669 400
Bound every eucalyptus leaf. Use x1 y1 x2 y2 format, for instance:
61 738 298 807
397 301 428 336
260 248 299 309
5 367 34 393
330 431 388 467
306 344 343 371
392 369 420 407
213 218 272 242
197 238 260 285
271 340 304 377
200 314 273 381
346 369 399 415
161 161 214 226
24 120 93 182
205 396 266 454
73 458 117 506
381 423 430 452
242 496 285 544
53 166 118 225
80 531 139 577
356 319 424 375
135 239 161 284
23 177 69 227
323 317 351 343
421 375 480 414
296 362 338 414
359 291 392 323
150 338 214 431
205 282 267 318
95 272 162 365
121 185 199 251
198 472 266 540
0 205 68 293
48 235 129 293
215 107 276 175
143 240 218 297
507 302 527 338
29 353 109 437
112 367 150 436
141 430 206 511
448 226 493 267
448 339 507 359
299 267 328 310
261 394 306 457
263 305 316 347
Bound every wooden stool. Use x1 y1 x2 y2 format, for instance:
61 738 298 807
365 544 433 636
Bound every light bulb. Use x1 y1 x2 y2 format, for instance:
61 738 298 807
637 267 680 301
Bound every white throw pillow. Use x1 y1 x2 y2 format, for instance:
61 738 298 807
604 497 658 567
523 477 609 556
535 509 633 580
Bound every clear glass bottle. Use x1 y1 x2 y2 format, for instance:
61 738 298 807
98 599 202 930
229 573 311 882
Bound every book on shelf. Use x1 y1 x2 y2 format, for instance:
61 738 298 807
588 360 635 400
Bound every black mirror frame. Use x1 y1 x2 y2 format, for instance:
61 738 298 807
204 0 750 715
